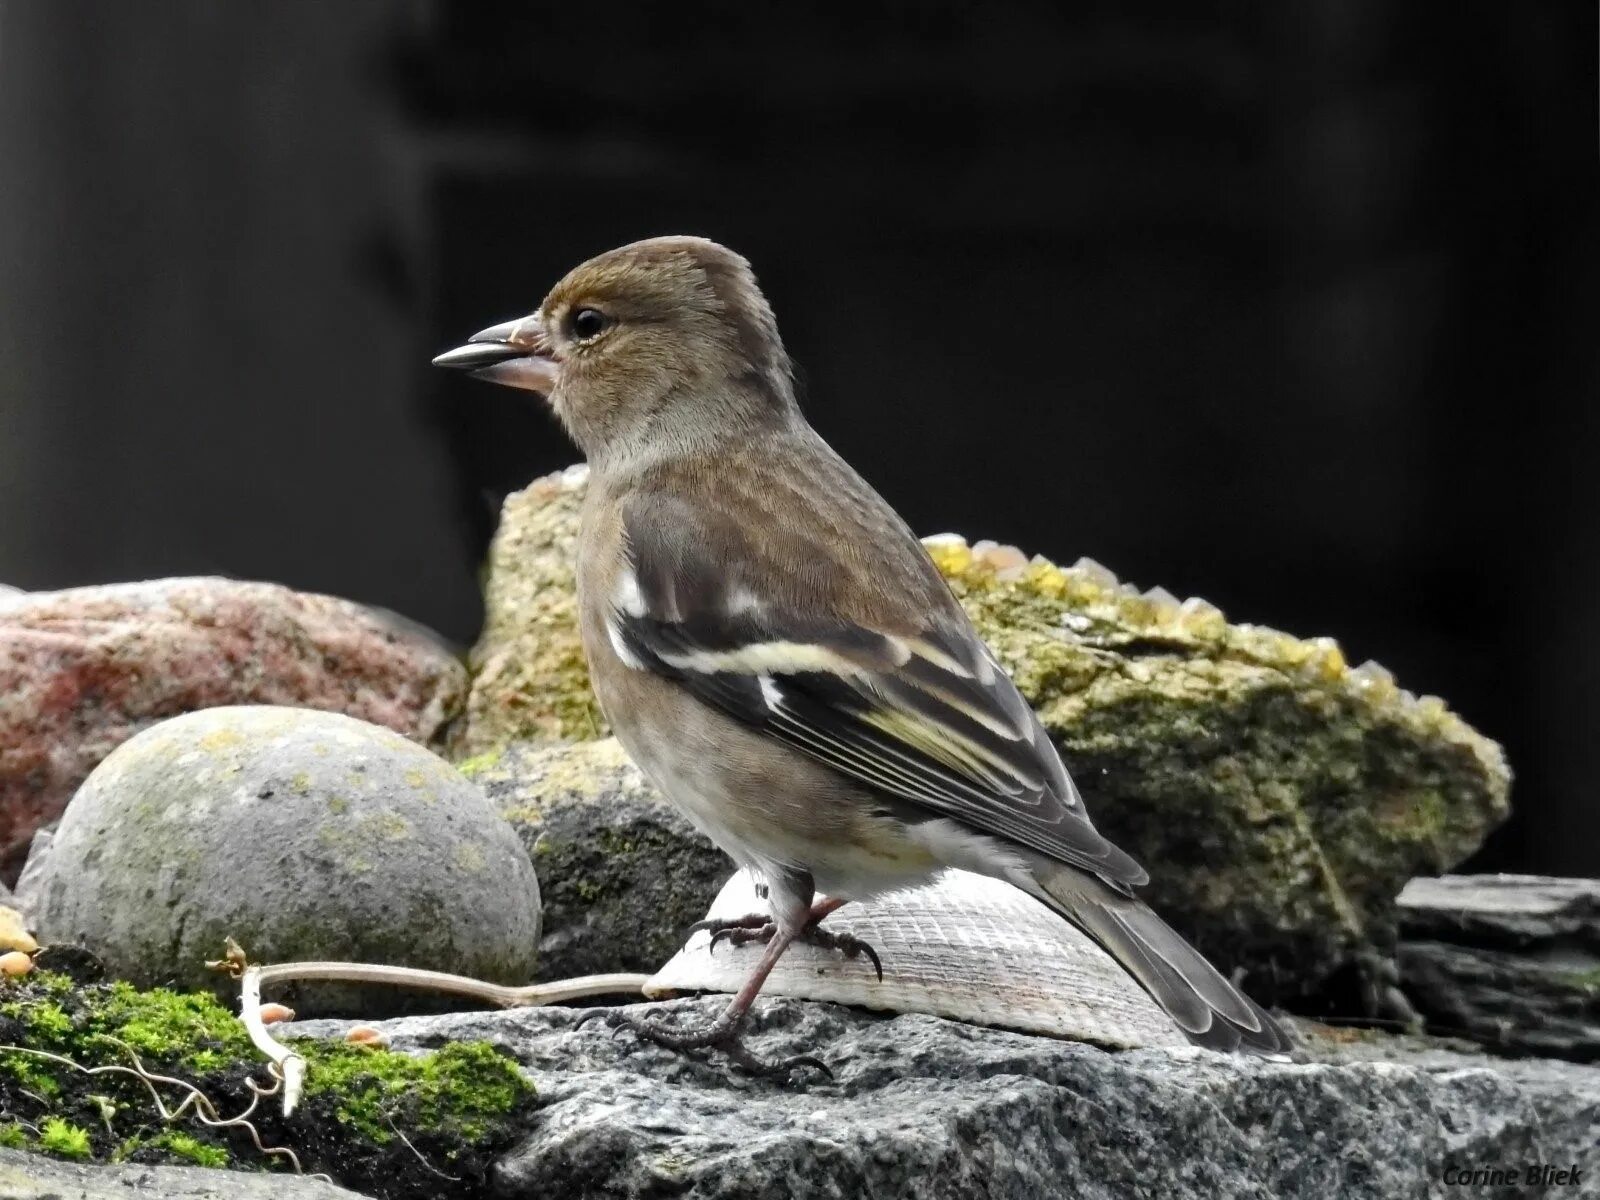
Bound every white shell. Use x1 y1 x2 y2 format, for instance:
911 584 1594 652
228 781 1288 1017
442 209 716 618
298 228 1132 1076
645 869 1186 1050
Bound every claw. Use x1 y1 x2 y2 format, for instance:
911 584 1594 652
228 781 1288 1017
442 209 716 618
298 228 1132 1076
574 1007 612 1031
608 1008 831 1081
696 912 778 956
691 914 884 981
690 912 769 936
848 938 883 982
807 929 884 982
722 1038 832 1081
710 924 774 953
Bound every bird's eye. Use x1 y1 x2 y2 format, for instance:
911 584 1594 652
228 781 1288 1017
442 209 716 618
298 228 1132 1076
570 308 611 341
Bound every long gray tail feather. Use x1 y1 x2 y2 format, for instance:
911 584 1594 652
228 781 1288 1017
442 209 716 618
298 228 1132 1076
1029 865 1292 1056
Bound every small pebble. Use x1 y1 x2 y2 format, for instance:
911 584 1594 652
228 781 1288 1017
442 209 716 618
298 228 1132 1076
0 907 38 955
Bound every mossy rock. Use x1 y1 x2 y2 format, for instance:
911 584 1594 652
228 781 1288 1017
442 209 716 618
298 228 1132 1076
462 740 727 981
928 538 1510 1007
454 467 1510 1007
450 465 603 758
25 706 541 1016
0 970 535 1198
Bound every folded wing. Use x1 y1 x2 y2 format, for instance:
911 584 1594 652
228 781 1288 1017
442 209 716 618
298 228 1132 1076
610 496 1147 892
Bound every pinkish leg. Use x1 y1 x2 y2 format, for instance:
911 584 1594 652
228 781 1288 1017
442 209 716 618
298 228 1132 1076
603 871 840 1077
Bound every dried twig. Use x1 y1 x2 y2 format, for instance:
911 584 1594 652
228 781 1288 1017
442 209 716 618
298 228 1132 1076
0 1040 323 1177
209 942 648 1115
385 1111 461 1183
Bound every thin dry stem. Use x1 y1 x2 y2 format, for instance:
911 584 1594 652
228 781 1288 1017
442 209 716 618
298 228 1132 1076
0 1040 323 1177
218 952 648 1115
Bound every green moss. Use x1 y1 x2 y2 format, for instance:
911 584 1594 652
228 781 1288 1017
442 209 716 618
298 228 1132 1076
86 980 256 1074
39 1117 91 1159
296 1039 531 1147
454 747 507 779
0 1123 28 1149
17 1000 73 1044
0 971 535 1196
1 975 250 1117
118 1130 231 1168
0 1052 62 1098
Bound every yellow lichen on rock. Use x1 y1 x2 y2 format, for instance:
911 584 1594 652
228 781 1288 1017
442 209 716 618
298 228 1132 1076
452 465 606 758
928 532 1511 1003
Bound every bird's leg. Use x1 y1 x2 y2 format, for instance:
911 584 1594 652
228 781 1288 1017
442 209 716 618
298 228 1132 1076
695 895 882 980
604 869 832 1078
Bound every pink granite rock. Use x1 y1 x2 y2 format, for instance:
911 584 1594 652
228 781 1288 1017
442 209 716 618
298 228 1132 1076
0 578 466 877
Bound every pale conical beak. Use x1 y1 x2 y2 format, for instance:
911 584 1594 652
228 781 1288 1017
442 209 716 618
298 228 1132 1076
432 313 559 396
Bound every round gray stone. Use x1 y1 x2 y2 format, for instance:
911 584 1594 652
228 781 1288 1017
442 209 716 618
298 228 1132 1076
27 705 540 1013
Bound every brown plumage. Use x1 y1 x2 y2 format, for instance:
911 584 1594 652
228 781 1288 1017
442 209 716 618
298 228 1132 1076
434 236 1290 1069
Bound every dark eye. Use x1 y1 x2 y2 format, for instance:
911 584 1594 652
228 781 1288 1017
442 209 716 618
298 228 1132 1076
570 307 610 340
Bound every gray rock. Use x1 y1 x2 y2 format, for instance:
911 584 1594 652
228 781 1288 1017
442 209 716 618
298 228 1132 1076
0 1148 369 1199
463 739 726 981
10 830 46 924
25 706 540 1013
1399 874 1600 1061
288 998 1600 1200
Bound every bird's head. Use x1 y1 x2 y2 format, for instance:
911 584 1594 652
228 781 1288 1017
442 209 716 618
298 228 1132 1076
434 236 796 462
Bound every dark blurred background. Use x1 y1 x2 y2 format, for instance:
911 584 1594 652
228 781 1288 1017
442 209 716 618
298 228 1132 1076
0 3 1594 874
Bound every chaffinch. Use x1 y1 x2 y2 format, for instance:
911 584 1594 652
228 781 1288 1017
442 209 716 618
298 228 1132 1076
435 236 1289 1072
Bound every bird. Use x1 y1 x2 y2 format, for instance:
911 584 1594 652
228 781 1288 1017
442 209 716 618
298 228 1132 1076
433 235 1290 1073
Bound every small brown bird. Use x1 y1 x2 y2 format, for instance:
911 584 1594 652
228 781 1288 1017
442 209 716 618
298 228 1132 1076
435 236 1289 1072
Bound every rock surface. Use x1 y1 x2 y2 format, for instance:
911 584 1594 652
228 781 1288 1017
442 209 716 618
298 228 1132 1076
450 466 1512 1008
22 706 539 1013
463 739 726 982
1399 874 1600 1062
0 578 467 878
288 997 1600 1200
452 466 598 758
0 1149 370 1199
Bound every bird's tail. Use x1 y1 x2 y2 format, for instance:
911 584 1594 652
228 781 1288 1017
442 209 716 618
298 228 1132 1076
1025 861 1291 1056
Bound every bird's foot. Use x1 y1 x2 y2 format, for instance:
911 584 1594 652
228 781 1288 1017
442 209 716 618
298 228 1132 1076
583 1007 831 1081
694 912 883 981
798 925 884 981
689 911 770 940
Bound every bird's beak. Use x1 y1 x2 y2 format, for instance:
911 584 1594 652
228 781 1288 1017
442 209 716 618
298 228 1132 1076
431 314 559 396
